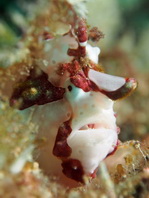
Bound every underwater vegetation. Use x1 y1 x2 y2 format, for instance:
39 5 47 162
0 0 149 197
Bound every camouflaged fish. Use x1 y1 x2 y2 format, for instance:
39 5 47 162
10 19 137 183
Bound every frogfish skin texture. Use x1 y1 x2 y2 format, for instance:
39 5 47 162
10 19 137 183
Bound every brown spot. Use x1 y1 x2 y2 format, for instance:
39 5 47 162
88 27 104 42
53 121 72 158
62 158 85 183
10 70 65 110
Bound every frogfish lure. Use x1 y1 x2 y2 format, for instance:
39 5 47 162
10 19 137 183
